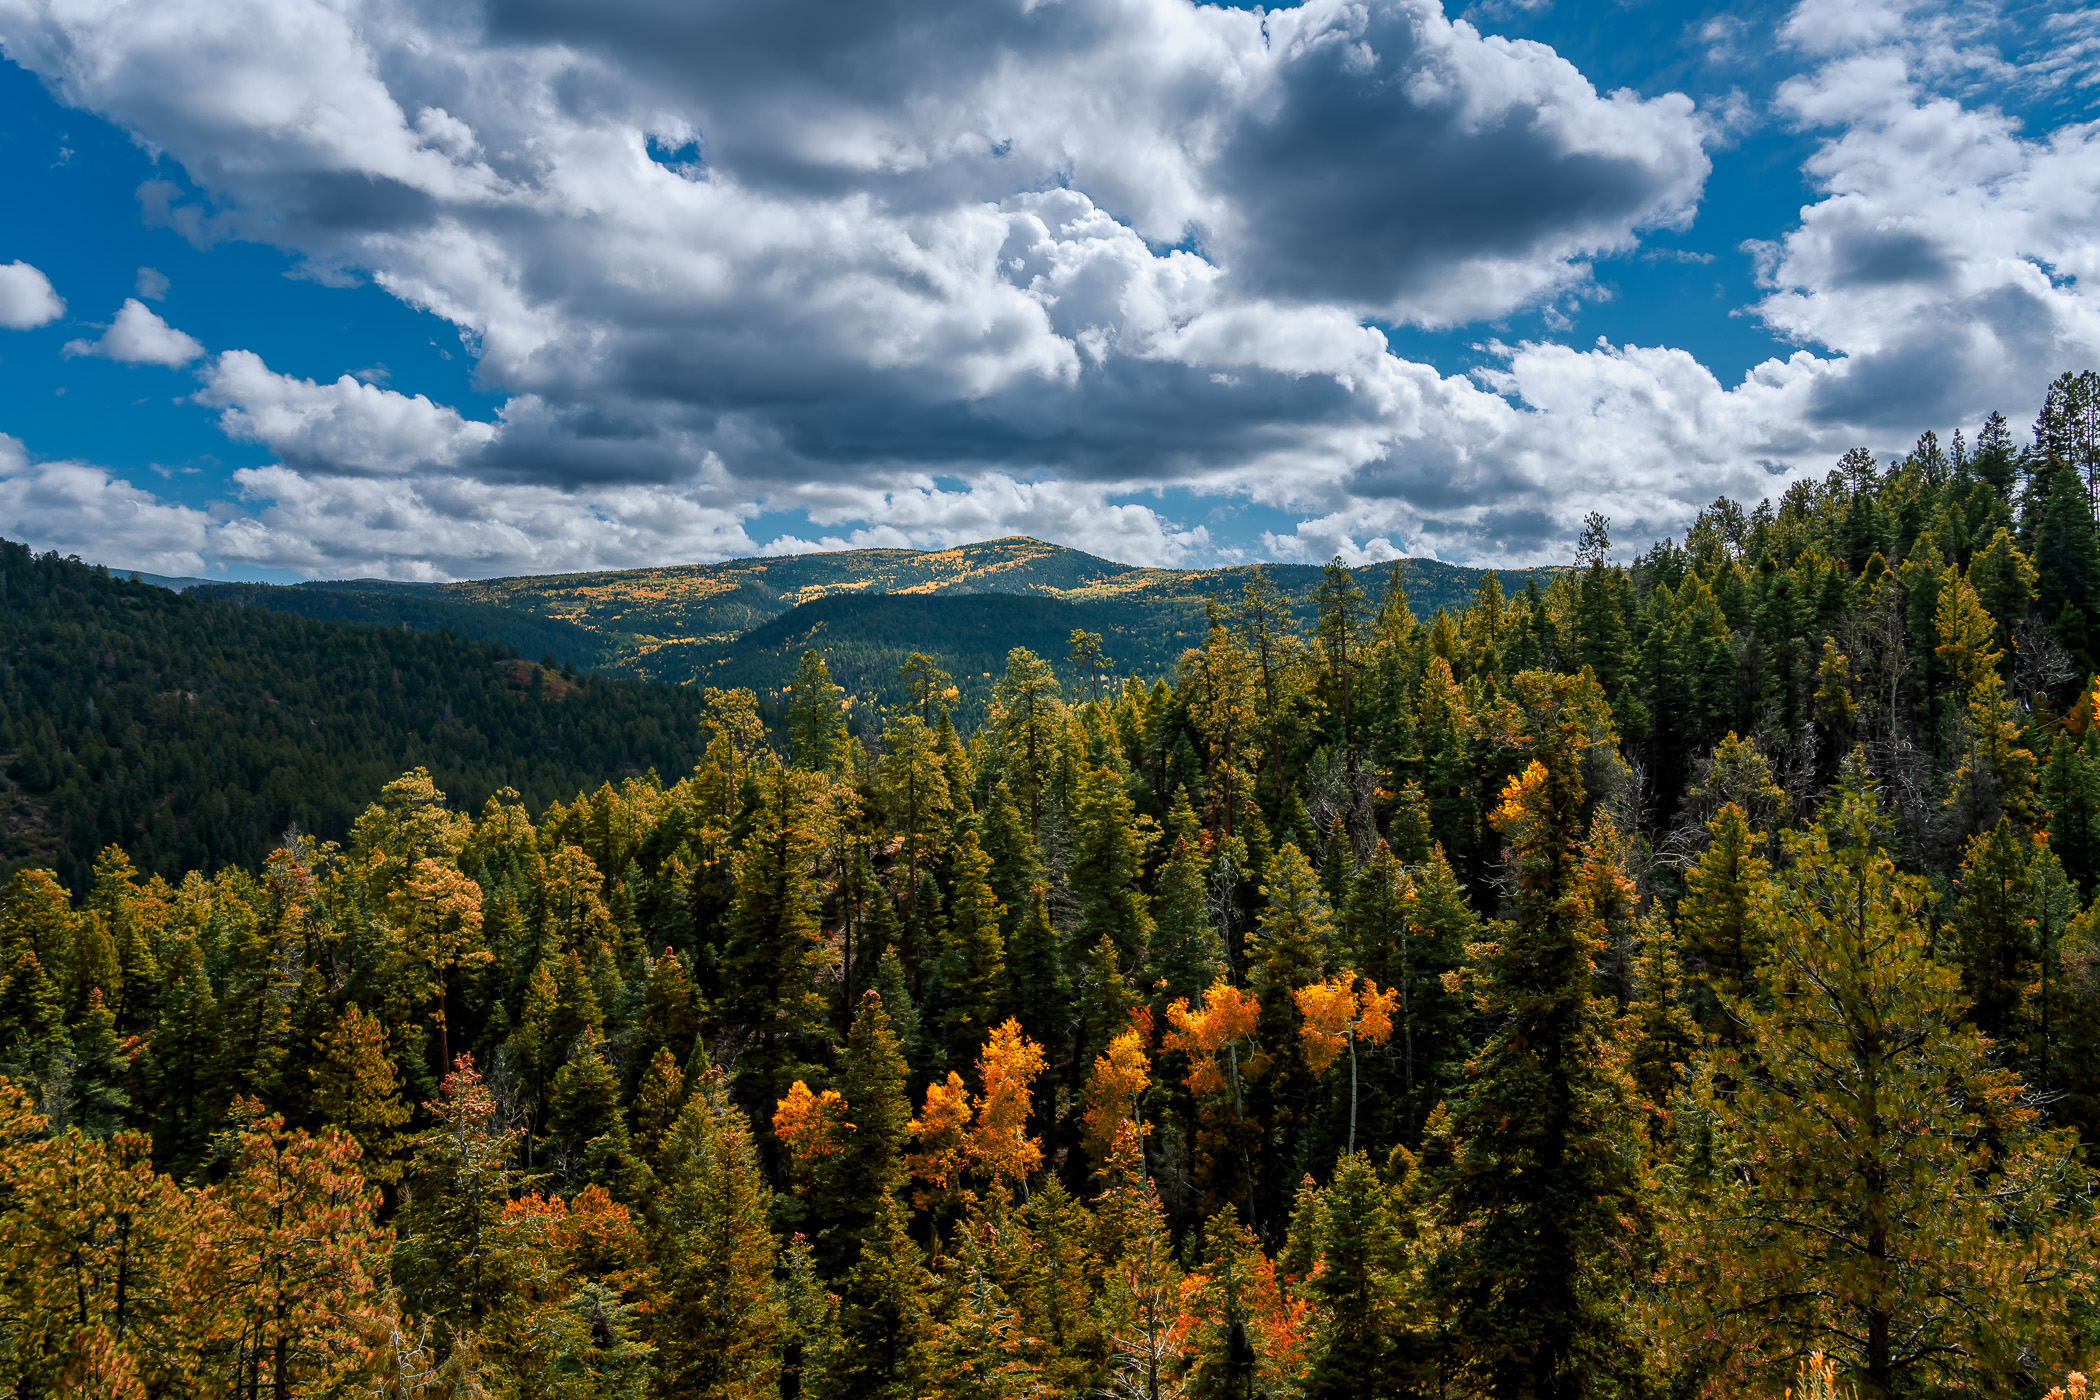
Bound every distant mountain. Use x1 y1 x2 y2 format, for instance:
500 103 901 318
119 568 216 591
278 537 1558 693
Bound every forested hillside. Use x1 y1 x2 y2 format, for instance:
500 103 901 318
206 536 1555 690
0 545 715 890
6 371 2100 1397
188 579 607 673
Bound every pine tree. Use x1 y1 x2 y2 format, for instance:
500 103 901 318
546 1025 626 1181
1345 842 1471 1144
881 713 956 905
0 1096 194 1394
385 856 490 1076
1416 658 1478 875
981 781 1042 940
1095 1152 1188 1400
1665 756 2090 1395
813 992 913 1277
309 1001 411 1185
146 935 229 1177
992 650 1065 840
1184 1210 1293 1400
1621 913 1698 1142
1070 762 1156 971
1421 674 1647 1400
651 1076 784 1398
2041 720 2100 895
789 651 852 774
186 1102 388 1396
1299 1154 1415 1400
64 986 132 1138
919 1239 1057 1400
1004 885 1070 1064
1147 835 1223 1011
820 1194 932 1400
939 827 1009 1068
1677 802 1773 1025
631 1044 685 1162
719 759 835 1103
390 1057 526 1350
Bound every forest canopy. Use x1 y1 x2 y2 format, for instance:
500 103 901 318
4 370 2100 1397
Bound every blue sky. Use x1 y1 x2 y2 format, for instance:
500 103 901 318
0 0 2094 579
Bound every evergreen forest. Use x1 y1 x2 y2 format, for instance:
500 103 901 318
7 371 2100 1397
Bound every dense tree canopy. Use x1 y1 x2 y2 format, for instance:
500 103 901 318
5 373 2100 1396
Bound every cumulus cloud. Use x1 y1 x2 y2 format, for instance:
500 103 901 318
1749 9 2100 432
0 434 212 574
63 299 206 366
0 0 2090 575
0 260 63 329
195 351 498 475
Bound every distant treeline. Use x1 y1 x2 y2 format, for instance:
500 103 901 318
189 579 606 671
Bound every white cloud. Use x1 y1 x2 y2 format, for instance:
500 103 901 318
0 261 64 329
0 434 212 575
134 265 169 299
209 463 759 580
0 0 2090 576
0 0 1717 542
195 351 498 475
62 298 206 366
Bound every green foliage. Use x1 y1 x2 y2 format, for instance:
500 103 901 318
0 542 713 892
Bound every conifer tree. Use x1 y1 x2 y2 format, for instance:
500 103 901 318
1668 756 2090 1395
1095 1141 1188 1400
1184 1210 1293 1400
1004 885 1070 1065
391 1057 526 1351
651 1075 783 1398
1621 913 1697 1141
980 781 1042 938
939 827 1009 1068
547 1026 627 1181
2041 719 2100 895
1299 1153 1415 1400
186 1101 388 1396
1422 675 1648 1400
63 986 132 1138
0 1093 193 1394
1147 834 1224 1011
821 1194 933 1400
813 991 913 1276
147 935 229 1176
631 1045 685 1162
881 713 955 904
992 649 1065 839
1346 841 1470 1142
386 856 489 1076
1677 802 1773 1025
1004 1176 1103 1390
719 760 834 1103
309 1001 411 1184
1071 761 1155 971
871 948 926 1070
0 950 67 1089
1416 659 1478 874
890 864 942 992
789 651 852 774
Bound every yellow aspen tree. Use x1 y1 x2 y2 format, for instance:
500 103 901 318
1081 1026 1153 1165
1292 972 1397 1155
